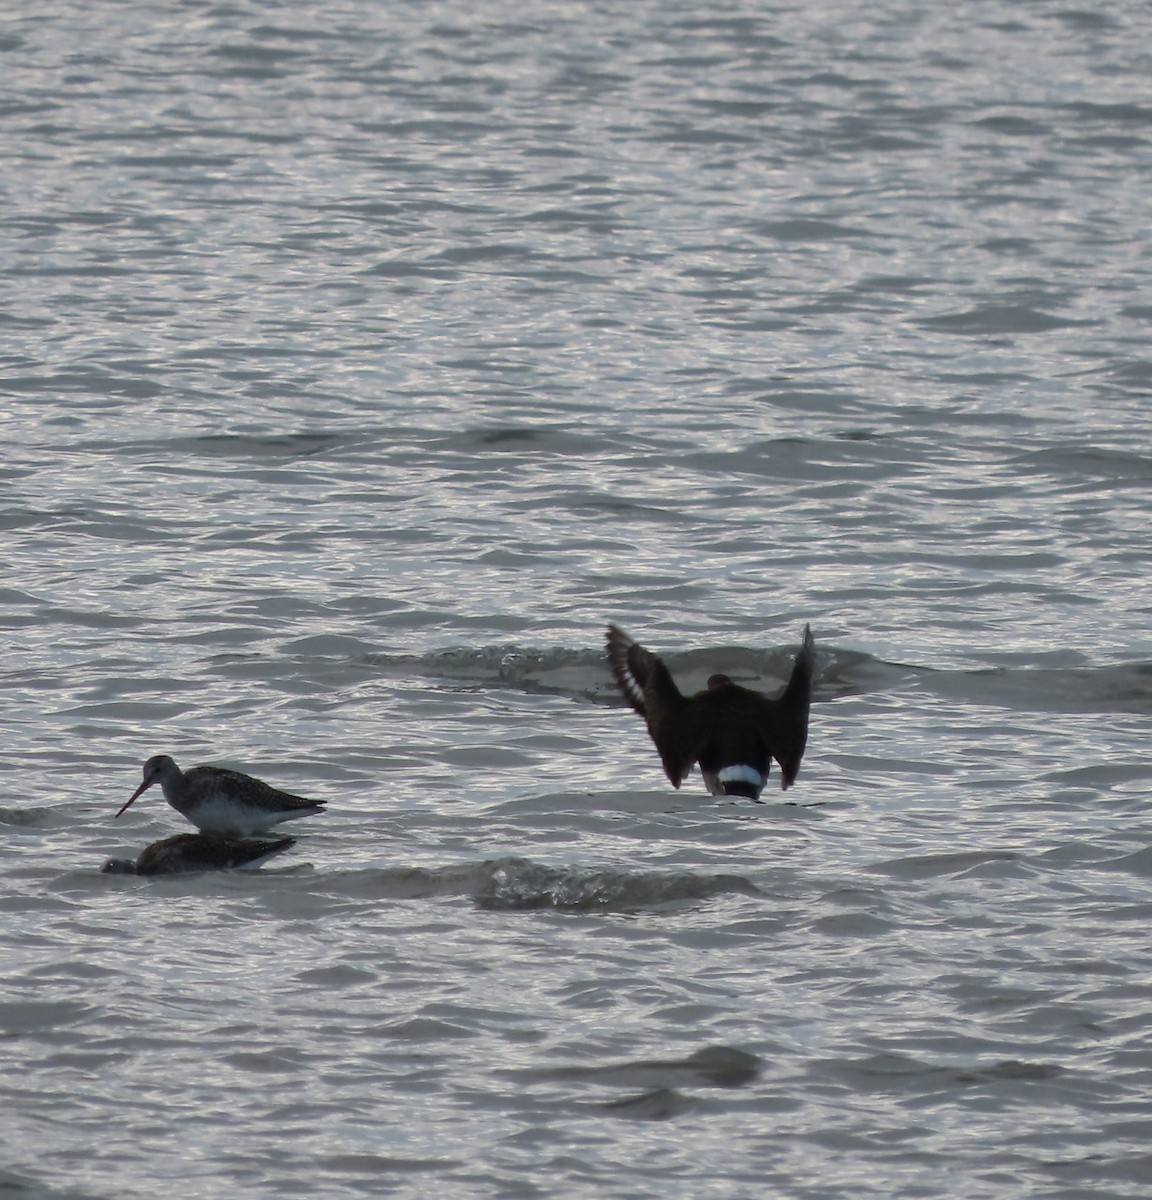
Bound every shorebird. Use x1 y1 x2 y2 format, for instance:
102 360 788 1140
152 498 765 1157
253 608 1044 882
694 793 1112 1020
116 755 327 835
102 832 296 876
606 623 816 801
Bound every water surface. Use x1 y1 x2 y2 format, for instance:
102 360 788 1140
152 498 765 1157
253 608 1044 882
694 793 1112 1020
2 2 1151 1197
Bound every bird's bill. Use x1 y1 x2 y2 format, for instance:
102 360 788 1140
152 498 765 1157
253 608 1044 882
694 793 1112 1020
114 779 152 819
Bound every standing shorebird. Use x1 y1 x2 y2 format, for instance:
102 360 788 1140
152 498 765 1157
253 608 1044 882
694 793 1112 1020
102 832 297 876
606 623 816 801
116 755 327 835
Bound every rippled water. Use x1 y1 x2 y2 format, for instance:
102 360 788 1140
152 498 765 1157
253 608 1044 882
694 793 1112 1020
3 1 1152 1197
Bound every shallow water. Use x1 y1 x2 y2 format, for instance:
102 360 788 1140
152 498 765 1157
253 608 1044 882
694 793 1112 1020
2 1 1152 1197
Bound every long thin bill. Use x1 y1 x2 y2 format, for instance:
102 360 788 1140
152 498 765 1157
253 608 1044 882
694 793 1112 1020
114 781 151 819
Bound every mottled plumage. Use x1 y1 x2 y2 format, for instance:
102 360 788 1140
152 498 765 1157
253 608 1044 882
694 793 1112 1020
606 623 815 801
116 755 326 835
102 832 296 876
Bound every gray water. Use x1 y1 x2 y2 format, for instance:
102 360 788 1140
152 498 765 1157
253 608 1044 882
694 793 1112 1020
3 1 1152 1197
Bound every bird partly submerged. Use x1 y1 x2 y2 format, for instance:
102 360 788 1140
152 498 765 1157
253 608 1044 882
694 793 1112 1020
101 832 296 876
606 623 816 801
116 755 327 835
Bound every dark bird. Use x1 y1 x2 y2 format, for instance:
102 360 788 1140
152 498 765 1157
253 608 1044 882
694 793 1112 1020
116 755 326 835
101 832 296 876
606 623 815 801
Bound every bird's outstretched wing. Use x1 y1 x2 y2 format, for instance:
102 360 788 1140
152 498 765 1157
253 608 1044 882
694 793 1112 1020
606 624 709 787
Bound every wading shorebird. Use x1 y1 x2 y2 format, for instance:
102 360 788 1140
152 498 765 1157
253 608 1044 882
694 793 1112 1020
102 832 297 876
606 623 815 801
116 755 327 835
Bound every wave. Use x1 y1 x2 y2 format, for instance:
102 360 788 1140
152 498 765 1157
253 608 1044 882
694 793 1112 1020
469 856 760 911
356 641 1152 714
499 1044 761 1120
312 856 759 913
811 1052 1062 1095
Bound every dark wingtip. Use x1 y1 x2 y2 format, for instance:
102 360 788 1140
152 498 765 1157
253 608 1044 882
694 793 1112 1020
772 623 816 790
792 623 816 682
605 623 632 658
783 624 816 691
605 623 651 717
799 623 815 657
